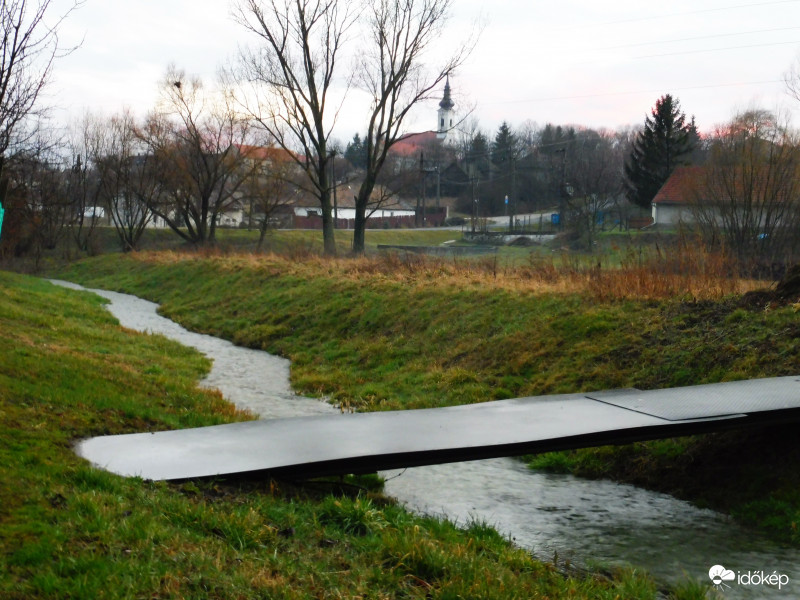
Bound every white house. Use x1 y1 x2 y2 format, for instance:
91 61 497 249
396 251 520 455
651 166 703 225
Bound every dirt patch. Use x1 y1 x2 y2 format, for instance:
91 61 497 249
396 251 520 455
740 263 800 309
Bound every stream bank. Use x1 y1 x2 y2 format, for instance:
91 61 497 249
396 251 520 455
52 280 800 599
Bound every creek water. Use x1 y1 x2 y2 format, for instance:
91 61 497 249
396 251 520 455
53 280 800 598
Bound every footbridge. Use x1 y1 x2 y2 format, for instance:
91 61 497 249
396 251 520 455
76 376 800 481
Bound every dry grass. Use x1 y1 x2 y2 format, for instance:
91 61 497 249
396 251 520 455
137 242 761 302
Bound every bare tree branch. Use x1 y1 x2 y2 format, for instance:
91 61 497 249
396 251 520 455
351 0 477 253
690 108 800 273
230 0 356 254
136 66 260 245
0 0 84 155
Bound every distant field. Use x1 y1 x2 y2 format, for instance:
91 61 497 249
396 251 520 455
86 226 462 254
19 223 683 271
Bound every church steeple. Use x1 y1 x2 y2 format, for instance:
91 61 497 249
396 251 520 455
439 76 454 111
437 75 455 140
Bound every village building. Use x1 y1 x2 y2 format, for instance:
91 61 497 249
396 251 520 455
651 166 703 226
211 78 459 230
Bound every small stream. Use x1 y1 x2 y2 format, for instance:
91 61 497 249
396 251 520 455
53 280 800 598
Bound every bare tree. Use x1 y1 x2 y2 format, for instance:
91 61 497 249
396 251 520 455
65 114 107 254
451 115 481 162
690 109 800 272
784 54 800 105
563 128 627 248
90 110 159 251
232 0 356 255
351 0 474 253
137 67 259 245
516 119 540 154
234 144 297 250
0 0 83 213
4 128 70 265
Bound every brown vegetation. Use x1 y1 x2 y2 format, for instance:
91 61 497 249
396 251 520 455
143 240 759 302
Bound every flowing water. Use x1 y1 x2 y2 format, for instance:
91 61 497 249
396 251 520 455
52 280 800 598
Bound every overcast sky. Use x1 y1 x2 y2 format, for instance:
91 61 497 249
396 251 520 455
49 0 800 141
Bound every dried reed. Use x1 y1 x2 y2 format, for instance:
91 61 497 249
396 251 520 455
133 243 761 302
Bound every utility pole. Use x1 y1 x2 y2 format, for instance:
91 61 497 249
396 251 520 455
508 158 517 233
418 153 442 227
469 164 477 234
435 164 441 209
557 148 567 231
418 152 426 227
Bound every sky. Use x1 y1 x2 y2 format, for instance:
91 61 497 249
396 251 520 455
48 0 800 141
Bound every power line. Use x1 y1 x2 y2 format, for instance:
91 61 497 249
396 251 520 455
482 79 784 106
634 39 800 59
596 0 800 28
598 26 800 51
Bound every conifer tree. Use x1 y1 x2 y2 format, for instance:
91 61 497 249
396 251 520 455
491 122 519 168
344 133 367 169
466 131 490 177
539 123 576 155
624 94 696 208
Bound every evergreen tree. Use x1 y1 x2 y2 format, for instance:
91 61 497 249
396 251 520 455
539 123 576 155
491 122 519 168
466 131 490 177
344 133 367 169
624 94 696 208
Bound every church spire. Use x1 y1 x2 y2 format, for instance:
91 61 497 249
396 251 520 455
437 75 455 140
439 75 454 111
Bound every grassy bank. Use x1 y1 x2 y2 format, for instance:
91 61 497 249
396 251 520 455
51 250 800 545
0 272 702 600
1 270 710 598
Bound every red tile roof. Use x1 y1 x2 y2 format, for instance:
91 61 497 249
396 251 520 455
390 131 439 157
235 144 298 163
652 166 704 205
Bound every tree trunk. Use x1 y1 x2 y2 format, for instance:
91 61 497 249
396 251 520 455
352 207 367 254
208 209 217 245
257 217 269 252
0 157 6 245
320 188 336 256
352 170 379 255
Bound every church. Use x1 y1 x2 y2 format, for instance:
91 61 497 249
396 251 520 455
388 75 457 158
285 78 460 230
436 75 456 143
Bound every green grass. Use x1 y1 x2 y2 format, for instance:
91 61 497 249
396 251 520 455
49 251 800 545
0 269 710 598
54 252 798 406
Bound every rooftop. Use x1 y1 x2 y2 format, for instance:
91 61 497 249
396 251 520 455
652 166 704 205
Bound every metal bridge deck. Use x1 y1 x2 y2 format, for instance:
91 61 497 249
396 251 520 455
75 376 800 481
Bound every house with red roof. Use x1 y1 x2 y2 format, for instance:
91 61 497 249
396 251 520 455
651 164 799 231
651 166 704 225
